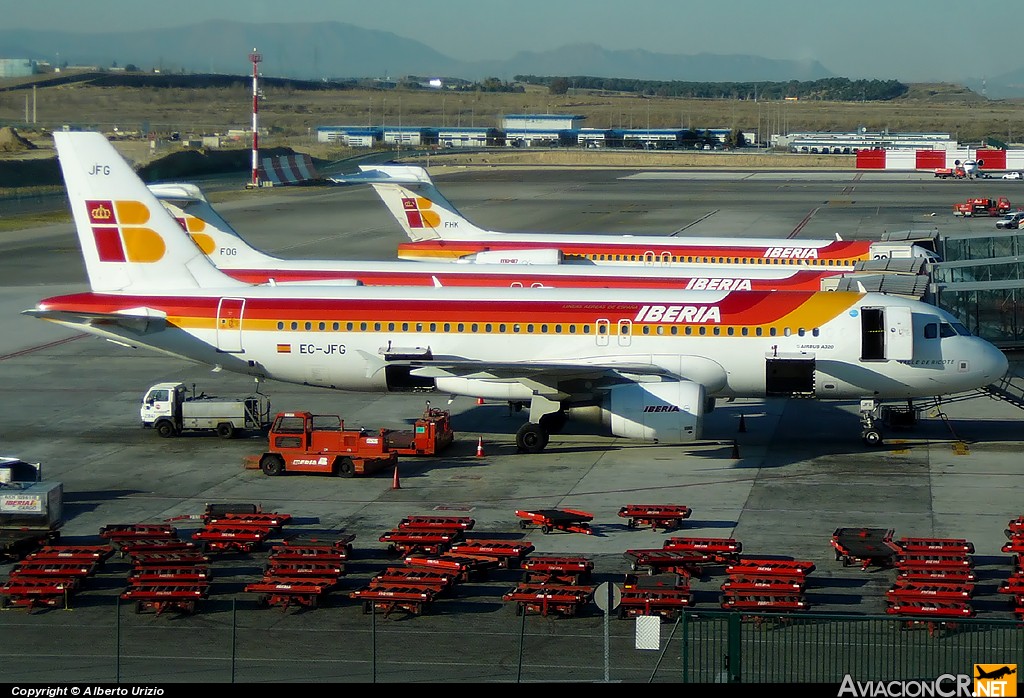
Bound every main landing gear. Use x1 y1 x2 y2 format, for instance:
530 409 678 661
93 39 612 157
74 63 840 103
514 400 567 454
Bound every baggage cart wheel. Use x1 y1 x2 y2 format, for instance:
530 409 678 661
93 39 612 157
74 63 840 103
515 603 523 616
363 601 373 615
335 457 355 478
627 519 636 529
617 606 626 620
542 525 552 534
519 520 528 529
135 601 145 614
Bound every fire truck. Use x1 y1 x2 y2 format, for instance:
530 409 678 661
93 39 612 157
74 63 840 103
952 197 1011 217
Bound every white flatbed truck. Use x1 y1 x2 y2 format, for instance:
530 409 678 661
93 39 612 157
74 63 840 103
140 382 272 439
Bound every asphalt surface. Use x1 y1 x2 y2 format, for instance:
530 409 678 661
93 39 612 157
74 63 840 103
1 167 1022 684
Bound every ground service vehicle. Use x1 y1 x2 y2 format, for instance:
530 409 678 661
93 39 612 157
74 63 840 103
952 197 1012 217
141 382 272 439
382 403 455 456
935 167 967 179
0 462 63 561
996 211 1024 229
1003 172 1023 180
256 412 398 477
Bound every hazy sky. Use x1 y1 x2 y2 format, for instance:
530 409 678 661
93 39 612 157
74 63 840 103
6 0 1021 82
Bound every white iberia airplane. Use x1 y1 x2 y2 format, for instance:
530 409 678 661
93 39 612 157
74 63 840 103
148 181 870 293
354 165 942 266
27 132 1007 454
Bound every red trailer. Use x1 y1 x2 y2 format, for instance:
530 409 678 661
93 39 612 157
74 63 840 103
246 578 338 610
502 583 594 617
1 578 74 610
403 553 499 582
618 505 691 531
192 525 270 554
662 537 742 563
521 556 594 585
397 516 475 532
515 509 594 535
350 585 435 617
379 529 461 556
120 583 210 615
725 559 816 578
447 539 535 569
830 528 899 570
894 538 975 555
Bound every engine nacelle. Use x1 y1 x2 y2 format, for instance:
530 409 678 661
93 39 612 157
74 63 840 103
460 248 564 265
567 381 705 442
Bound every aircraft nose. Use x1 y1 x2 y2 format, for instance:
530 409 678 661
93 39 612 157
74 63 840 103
978 342 1010 384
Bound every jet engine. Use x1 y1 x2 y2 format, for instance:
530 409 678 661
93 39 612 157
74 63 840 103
566 381 705 442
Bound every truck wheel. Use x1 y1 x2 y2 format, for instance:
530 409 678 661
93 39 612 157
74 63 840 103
335 457 355 478
155 421 177 438
260 455 284 477
216 423 236 439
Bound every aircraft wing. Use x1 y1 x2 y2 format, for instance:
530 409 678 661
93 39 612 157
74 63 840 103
406 358 676 400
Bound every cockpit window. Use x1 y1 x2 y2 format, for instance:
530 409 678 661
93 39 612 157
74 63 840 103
939 323 963 338
951 322 970 336
924 323 938 339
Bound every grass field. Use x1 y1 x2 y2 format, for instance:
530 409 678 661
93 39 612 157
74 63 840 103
1 78 1023 193
2 78 1023 153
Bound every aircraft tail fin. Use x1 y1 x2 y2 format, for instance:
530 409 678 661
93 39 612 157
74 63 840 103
53 131 245 293
359 164 493 242
147 183 278 267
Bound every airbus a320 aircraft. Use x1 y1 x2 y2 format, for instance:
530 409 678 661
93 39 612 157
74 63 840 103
148 182 888 293
28 132 1006 454
353 165 941 267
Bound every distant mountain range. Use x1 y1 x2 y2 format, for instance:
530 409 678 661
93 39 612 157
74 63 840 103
3 20 1024 97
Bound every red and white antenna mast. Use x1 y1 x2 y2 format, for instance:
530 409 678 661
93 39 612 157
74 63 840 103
249 48 262 188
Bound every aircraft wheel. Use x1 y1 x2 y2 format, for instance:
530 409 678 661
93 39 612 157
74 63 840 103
515 423 549 454
862 429 883 447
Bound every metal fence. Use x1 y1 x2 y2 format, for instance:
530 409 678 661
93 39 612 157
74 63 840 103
1 600 1020 683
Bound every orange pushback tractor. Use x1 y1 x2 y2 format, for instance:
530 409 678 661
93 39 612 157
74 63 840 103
256 412 398 478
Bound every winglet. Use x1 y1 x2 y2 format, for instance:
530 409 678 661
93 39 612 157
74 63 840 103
53 131 244 293
359 164 493 242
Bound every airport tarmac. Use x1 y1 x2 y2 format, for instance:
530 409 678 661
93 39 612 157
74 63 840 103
1 167 1022 683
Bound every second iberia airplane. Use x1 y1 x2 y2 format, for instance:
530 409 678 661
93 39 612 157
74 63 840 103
148 181 876 293
354 165 940 267
27 132 1006 454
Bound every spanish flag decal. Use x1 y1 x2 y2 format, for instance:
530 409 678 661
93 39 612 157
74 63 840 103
276 344 291 354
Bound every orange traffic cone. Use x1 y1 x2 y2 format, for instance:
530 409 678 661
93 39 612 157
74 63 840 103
392 464 401 490
738 414 747 433
477 397 485 405
731 441 740 459
476 437 485 457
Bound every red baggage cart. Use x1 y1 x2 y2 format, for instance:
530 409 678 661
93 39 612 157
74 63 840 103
502 583 594 617
618 505 691 531
515 509 594 535
521 556 594 585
